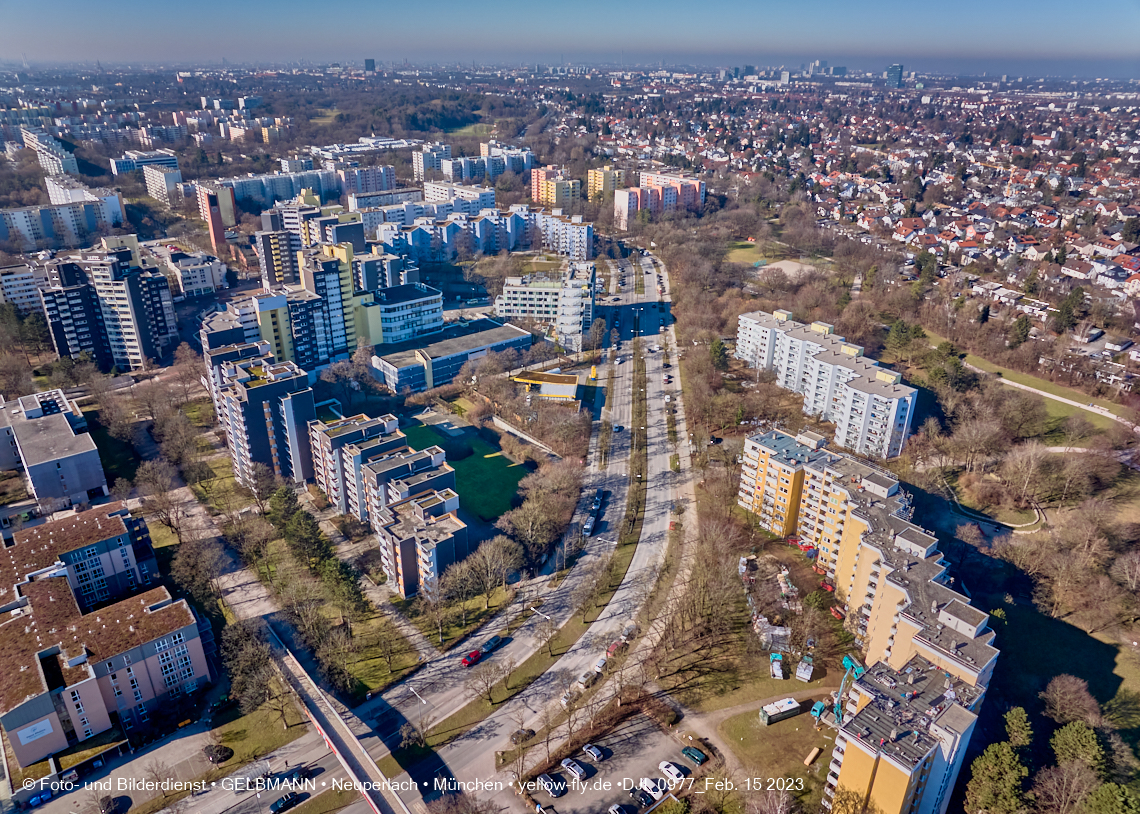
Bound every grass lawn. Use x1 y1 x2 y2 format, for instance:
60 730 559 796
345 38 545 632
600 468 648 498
0 470 28 504
943 470 1037 526
310 108 338 124
718 711 835 812
58 728 126 770
189 455 237 511
181 397 214 428
291 787 360 814
725 240 769 266
392 585 513 651
401 421 527 521
84 408 141 482
447 121 495 137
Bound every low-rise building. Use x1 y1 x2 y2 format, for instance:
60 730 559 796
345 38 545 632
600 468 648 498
0 389 108 511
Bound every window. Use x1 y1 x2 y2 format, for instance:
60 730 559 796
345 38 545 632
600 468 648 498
136 704 148 722
83 728 93 739
133 689 143 702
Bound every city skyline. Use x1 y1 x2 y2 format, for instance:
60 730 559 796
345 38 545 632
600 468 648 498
1 0 1138 78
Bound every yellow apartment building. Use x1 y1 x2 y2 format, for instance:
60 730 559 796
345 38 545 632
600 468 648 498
738 430 999 814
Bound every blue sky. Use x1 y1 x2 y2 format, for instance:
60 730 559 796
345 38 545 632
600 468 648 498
1 0 1138 77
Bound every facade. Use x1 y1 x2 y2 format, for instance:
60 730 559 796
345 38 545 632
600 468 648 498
494 262 595 351
638 171 706 212
142 164 183 205
196 184 237 251
531 166 581 207
372 488 469 598
338 165 395 196
413 143 452 181
422 183 496 209
736 310 915 459
309 414 403 515
0 506 208 767
81 249 179 370
371 319 532 393
0 390 108 510
614 187 647 231
0 198 124 251
158 249 228 299
218 169 339 206
254 230 301 288
736 430 997 814
587 165 626 201
40 281 112 370
352 444 451 526
886 64 904 88
216 353 316 487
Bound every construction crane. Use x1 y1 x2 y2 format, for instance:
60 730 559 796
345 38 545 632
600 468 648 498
833 654 865 725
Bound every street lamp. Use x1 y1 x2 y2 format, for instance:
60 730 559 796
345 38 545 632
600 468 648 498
408 685 428 705
531 606 551 620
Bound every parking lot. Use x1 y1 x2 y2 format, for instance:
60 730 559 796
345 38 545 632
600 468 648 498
533 714 697 813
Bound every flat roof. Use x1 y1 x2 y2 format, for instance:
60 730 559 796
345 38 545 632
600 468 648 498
514 371 579 386
372 284 441 306
378 319 530 369
10 411 97 468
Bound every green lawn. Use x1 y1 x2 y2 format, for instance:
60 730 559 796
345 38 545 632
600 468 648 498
291 788 359 814
401 421 528 521
718 711 834 812
84 408 141 482
725 240 769 266
181 397 215 428
447 121 495 137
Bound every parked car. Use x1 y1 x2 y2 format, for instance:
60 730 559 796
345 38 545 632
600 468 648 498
681 746 708 766
583 743 604 762
660 760 685 782
621 622 639 641
608 805 628 814
628 788 655 807
607 640 628 657
511 728 535 745
480 635 502 654
283 767 312 784
594 655 608 673
640 777 668 801
561 757 587 781
592 488 604 510
583 515 597 536
270 793 300 813
538 774 564 798
461 650 482 667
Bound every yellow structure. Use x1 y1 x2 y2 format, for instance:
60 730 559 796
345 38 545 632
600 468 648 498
737 430 998 814
587 165 626 201
511 371 580 400
539 176 581 208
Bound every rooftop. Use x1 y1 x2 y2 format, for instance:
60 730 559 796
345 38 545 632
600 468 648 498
378 319 531 369
8 411 97 468
0 578 194 717
372 283 441 306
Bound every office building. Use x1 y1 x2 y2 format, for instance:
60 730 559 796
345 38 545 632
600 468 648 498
587 165 626 201
196 183 237 251
736 310 916 459
0 389 108 511
886 64 904 88
354 283 444 345
736 430 997 814
494 262 595 351
364 59 376 73
0 264 46 315
371 318 532 393
142 164 183 206
0 505 209 768
20 128 78 176
413 142 451 182
338 165 395 196
109 149 179 176
309 414 403 514
216 352 316 487
373 488 470 598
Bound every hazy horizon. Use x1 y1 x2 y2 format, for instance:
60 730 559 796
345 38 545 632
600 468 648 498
2 0 1138 80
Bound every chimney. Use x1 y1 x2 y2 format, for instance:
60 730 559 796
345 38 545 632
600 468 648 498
931 600 938 615
889 728 899 742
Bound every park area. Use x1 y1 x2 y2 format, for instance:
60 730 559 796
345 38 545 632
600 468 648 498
401 419 530 522
718 711 835 812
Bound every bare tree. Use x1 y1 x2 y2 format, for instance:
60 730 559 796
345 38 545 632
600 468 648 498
1041 675 1103 727
135 458 191 541
111 477 133 504
466 661 506 705
145 759 174 797
537 615 558 656
1031 761 1099 814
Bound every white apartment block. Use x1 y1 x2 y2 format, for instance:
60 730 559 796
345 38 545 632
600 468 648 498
338 165 395 195
423 182 496 208
737 309 915 459
142 164 183 205
495 262 595 352
0 264 46 315
20 128 79 176
413 142 451 181
109 149 179 175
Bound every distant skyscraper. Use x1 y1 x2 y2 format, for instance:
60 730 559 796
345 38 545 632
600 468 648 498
364 58 376 73
886 64 904 88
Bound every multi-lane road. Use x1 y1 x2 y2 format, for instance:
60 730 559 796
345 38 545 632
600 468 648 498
349 252 688 810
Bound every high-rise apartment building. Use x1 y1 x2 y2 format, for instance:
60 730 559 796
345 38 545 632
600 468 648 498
309 414 404 515
614 187 649 230
587 165 626 201
494 262 595 352
531 166 580 207
0 198 124 250
373 488 469 598
338 165 395 196
736 430 998 814
352 444 452 526
142 164 183 206
413 142 452 181
0 263 46 315
480 140 534 176
40 277 112 370
638 170 706 211
215 352 315 487
736 310 915 459
364 59 376 73
196 183 237 251
354 283 444 345
254 230 301 288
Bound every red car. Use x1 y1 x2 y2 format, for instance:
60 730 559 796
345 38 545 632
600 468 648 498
461 650 482 667
821 582 835 592
830 607 845 621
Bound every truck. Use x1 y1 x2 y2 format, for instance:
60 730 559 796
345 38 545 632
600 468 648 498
770 653 786 680
796 655 815 682
759 697 804 726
